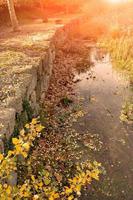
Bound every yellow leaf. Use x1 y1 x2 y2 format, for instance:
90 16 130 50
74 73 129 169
65 187 73 195
25 124 30 129
12 138 20 145
8 150 14 156
31 175 35 182
36 124 44 132
0 153 3 161
23 143 30 151
21 152 28 158
6 186 12 195
91 170 99 180
38 181 43 187
69 177 77 184
93 161 101 167
23 191 30 197
49 197 54 200
75 184 81 193
34 185 38 190
32 118 37 125
15 145 22 153
68 195 74 200
53 193 59 199
20 129 25 136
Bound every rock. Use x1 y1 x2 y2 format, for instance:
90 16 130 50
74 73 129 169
0 108 16 139
7 171 17 187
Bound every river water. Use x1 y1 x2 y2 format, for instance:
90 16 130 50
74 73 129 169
73 48 133 199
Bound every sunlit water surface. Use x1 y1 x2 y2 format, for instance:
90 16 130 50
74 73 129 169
73 48 133 200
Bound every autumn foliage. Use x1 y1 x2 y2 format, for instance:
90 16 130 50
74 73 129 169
0 118 101 199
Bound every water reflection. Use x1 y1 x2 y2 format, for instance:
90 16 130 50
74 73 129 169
73 48 133 199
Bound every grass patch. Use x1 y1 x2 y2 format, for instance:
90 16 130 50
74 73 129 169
99 36 133 79
99 34 133 123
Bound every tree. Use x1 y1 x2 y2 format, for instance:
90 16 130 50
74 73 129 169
6 0 19 31
40 0 48 22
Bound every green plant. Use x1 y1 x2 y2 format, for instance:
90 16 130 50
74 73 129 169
3 99 34 155
0 119 102 200
60 97 73 107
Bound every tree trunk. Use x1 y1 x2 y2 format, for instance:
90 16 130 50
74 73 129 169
6 0 19 31
40 0 48 23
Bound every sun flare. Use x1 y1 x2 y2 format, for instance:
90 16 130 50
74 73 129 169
108 0 128 3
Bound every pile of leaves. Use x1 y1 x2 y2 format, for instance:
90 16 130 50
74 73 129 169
46 38 92 107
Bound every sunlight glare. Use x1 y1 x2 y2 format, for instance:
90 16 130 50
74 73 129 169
107 0 128 3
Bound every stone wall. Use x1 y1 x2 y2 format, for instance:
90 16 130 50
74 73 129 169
0 17 82 152
0 43 55 148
